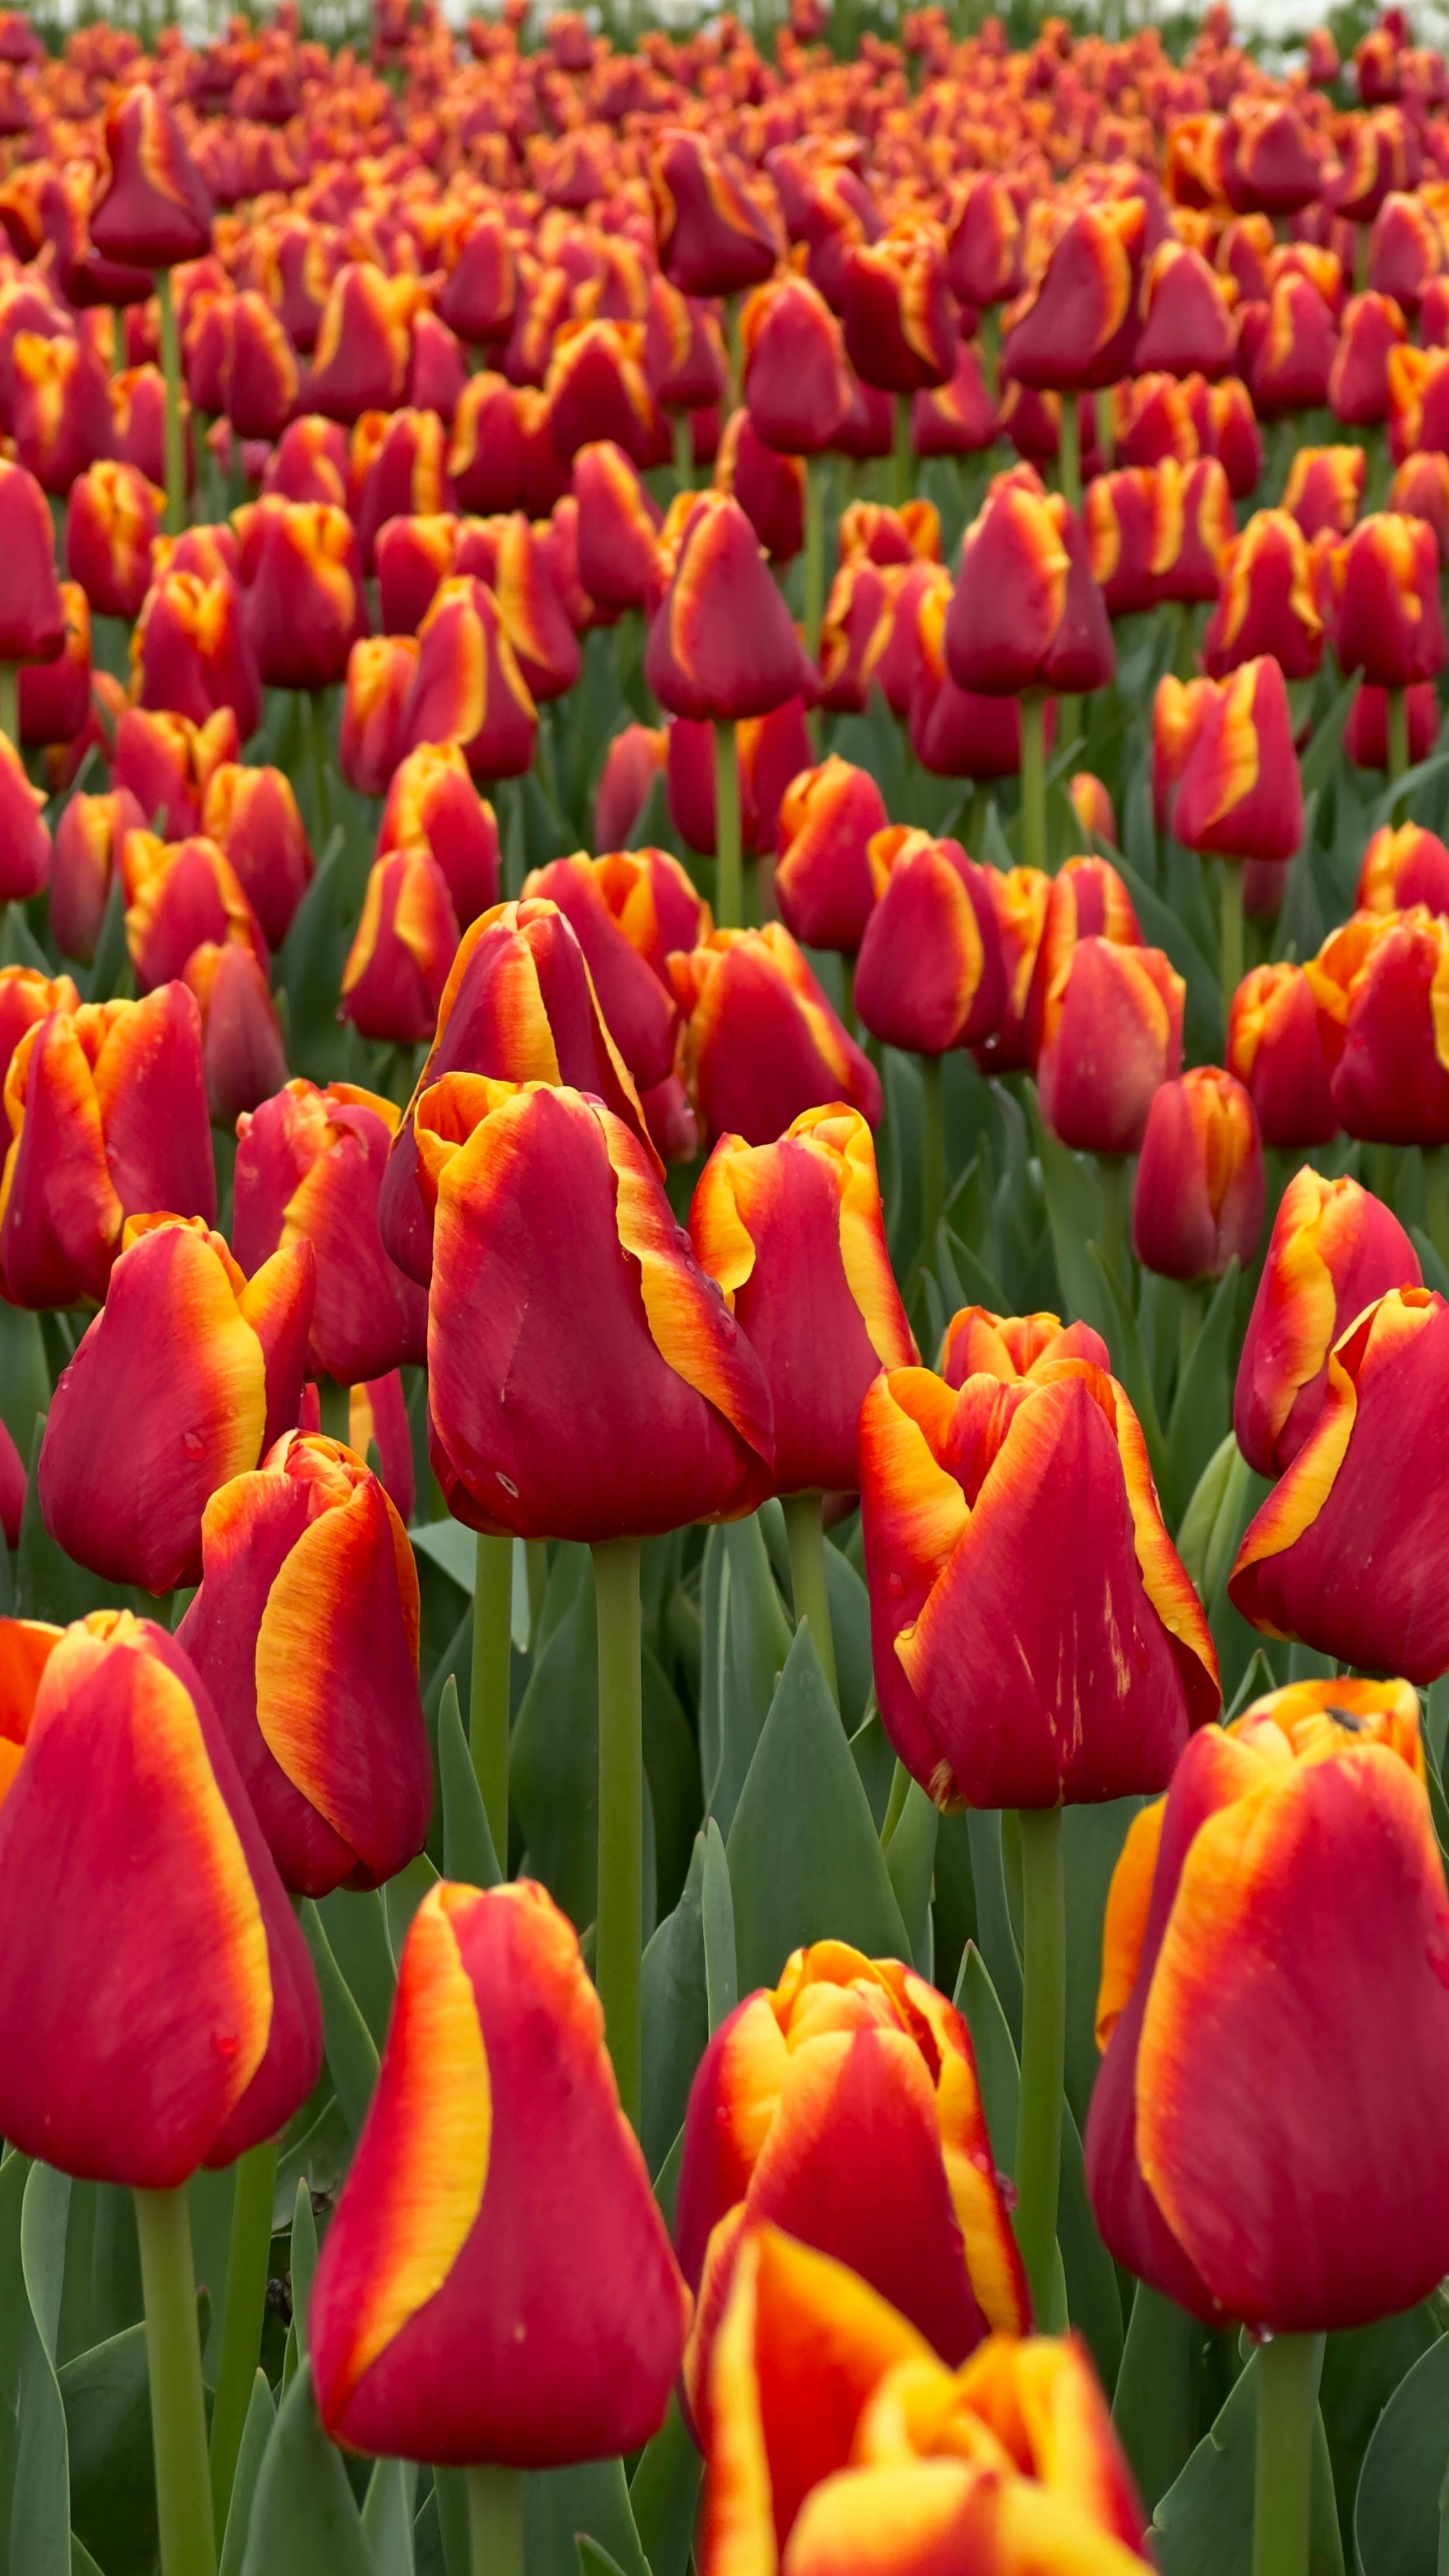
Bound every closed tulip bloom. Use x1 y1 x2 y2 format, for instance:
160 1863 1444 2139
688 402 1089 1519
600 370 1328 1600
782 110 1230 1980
448 373 526 516
132 567 261 742
672 924 881 1149
545 318 657 472
264 413 350 509
574 442 663 612
1307 907 1449 1144
310 1878 688 2462
233 496 367 693
0 457 64 664
112 703 239 841
1228 962 1341 1148
0 1610 318 2186
1385 345 1449 462
1085 468 1165 620
307 265 412 423
818 558 893 715
1234 1169 1420 1477
185 933 286 1123
697 2229 1149 2576
0 986 215 1309
940 1305 1110 1388
1151 674 1213 834
10 329 111 493
120 829 266 994
840 223 957 396
716 410 805 565
838 501 942 569
678 1943 1027 2418
1282 444 1366 542
176 1431 430 1898
378 742 500 931
645 275 728 415
774 757 888 954
222 288 298 442
89 84 212 270
1359 820 1449 918
376 515 456 638
595 723 666 850
855 830 1006 1059
946 171 1022 309
427 1078 773 1540
1231 1287 1449 1676
1245 273 1336 417
742 274 850 456
912 341 998 461
440 211 516 348
1390 450 1449 563
521 852 684 1094
39 1214 314 1594
0 732 50 903
202 762 312 951
340 633 418 797
1202 510 1325 681
1171 658 1304 866
1002 199 1144 393
646 493 815 722
1038 940 1185 1157
1023 854 1140 1066
1206 374 1264 498
17 579 89 749
1068 773 1116 845
0 967 78 1099
1087 1678 1449 2330
975 868 1051 1077
652 128 779 299
454 514 579 703
910 607 1054 783
691 1107 916 1494
1135 238 1236 378
233 1077 427 1387
353 409 451 574
401 575 539 783
945 476 1114 698
341 846 460 1046
1330 510 1446 687
1131 1067 1264 1284
859 1353 1218 1810
65 457 164 620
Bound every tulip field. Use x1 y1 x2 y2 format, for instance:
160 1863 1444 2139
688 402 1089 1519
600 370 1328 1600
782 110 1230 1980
15 4 1449 2575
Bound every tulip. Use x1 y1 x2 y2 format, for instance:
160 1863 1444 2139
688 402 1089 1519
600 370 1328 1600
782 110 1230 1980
974 867 1052 1077
1131 1066 1264 1284
1172 657 1304 1016
378 741 500 931
1037 938 1186 1156
1227 962 1342 1148
1390 450 1449 563
1305 906 1449 1158
375 514 455 640
1284 445 1367 544
401 575 539 785
38 1213 314 1595
1330 511 1446 781
1201 510 1325 682
17 577 88 749
1235 1169 1421 1477
677 1942 1027 2411
1135 237 1236 378
65 457 164 620
310 1875 689 2494
545 317 657 471
774 756 888 958
1344 677 1439 773
264 413 349 509
1022 854 1141 1068
1068 773 1116 845
454 513 580 703
440 211 516 349
818 556 893 714
946 171 1023 313
232 494 367 695
339 633 418 797
0 459 65 717
233 1077 429 1390
448 372 526 515
742 272 850 458
1359 819 1449 917
10 325 112 494
132 567 261 744
112 703 239 840
201 763 312 951
671 924 881 1150
715 409 805 565
184 940 286 1125
0 728 50 902
307 264 412 422
353 408 451 572
841 220 956 503
652 128 779 299
0 965 78 1099
344 838 459 1039
222 288 298 442
119 828 266 997
573 441 663 612
0 986 216 1310
519 852 687 1096
90 85 212 535
594 723 666 849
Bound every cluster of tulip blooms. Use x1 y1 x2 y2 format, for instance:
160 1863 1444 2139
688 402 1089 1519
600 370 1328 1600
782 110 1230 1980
9 1 1449 2575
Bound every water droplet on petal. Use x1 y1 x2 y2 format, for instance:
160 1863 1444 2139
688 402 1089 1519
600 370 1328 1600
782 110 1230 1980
718 1312 737 1343
886 1570 905 1597
183 1430 205 1461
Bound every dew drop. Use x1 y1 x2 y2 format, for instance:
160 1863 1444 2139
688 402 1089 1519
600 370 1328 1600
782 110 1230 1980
886 1570 905 1597
183 1430 205 1461
718 1312 738 1343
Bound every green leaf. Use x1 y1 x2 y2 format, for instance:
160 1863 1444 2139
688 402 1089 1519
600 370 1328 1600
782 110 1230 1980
1062 1798 1142 2129
884 1780 937 1975
1299 669 1361 800
963 1812 1023 2041
238 2363 374 2576
383 1853 441 1966
300 1902 381 2138
953 1944 1019 2186
438 1674 502 1890
630 2396 701 2576
1057 2094 1122 2396
510 1570 600 1928
1112 2285 1213 2517
0 1303 48 1471
824 1543 874 1732
288 2182 318 2368
726 1628 910 1991
1176 1430 1247 1598
1112 850 1221 1064
577 2543 632 2576
526 2458 649 2576
316 1890 397 2052
1030 1109 1119 1349
219 2373 275 2576
1152 2350 1343 2576
364 2460 418 2576
1161 1264 1241 1532
702 1515 793 1836
11 2160 72 2576
640 1841 707 2182
59 2322 158 2576
1353 2328 1449 2576
1320 2306 1441 2568
701 1817 739 2035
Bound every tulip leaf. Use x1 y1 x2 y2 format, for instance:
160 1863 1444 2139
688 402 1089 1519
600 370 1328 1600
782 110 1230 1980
526 2458 650 2576
1353 2328 1449 2576
1028 1108 1120 1355
824 1544 874 1733
288 2181 318 2370
300 1902 381 2138
963 1813 1023 2040
630 2397 702 2576
219 2373 275 2576
383 1853 442 1966
364 2460 418 2576
438 1675 502 1892
318 1890 399 2050
701 1818 739 2035
1062 1798 1142 2133
884 1779 937 1976
59 2320 160 2576
1319 2306 1443 2569
700 1515 793 1839
849 1707 896 1832
1113 2285 1215 2517
1111 852 1221 1067
576 2543 632 2576
0 1304 48 1477
954 1944 1018 2183
10 2160 72 2576
84 868 130 1004
726 1627 910 1993
1298 670 1361 802
1151 2349 1344 2576
1160 1263 1242 1535
1176 1429 1247 1600
640 1842 707 2181
238 2363 374 2576
511 1582 670 1940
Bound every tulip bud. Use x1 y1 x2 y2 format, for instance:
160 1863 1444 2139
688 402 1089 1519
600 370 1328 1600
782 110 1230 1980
426 1079 773 1539
264 413 350 509
401 574 539 783
1202 509 1324 680
974 866 1052 1076
854 829 1006 1058
202 762 313 951
232 496 367 694
774 756 888 954
176 1431 431 1898
112 702 239 839
120 828 267 995
645 275 727 415
945 473 1115 698
1245 272 1336 416
1131 1066 1264 1283
1171 658 1305 865
1003 199 1145 393
132 567 261 743
448 372 526 516
38 1214 313 1593
946 171 1022 308
594 722 666 849
1038 939 1185 1156
1330 510 1446 687
841 222 957 395
1088 1676 1449 2329
340 632 418 797
646 493 815 722
0 968 78 1105
307 264 411 422
89 85 212 270
1135 237 1236 377
816 557 891 716
545 318 657 472
310 1878 689 2462
519 852 684 1094
0 731 49 903
573 442 662 613
652 129 779 298
714 410 804 565
838 500 942 569
340 847 459 1046
1227 961 1341 1147
14 578 87 750
377 742 500 931
1235 1169 1420 1476
234 1077 428 1388
671 924 881 1149
440 211 516 349
65 458 164 621
185 941 288 1125
912 339 998 459
1069 772 1116 844
1308 906 1449 1143
677 1943 1026 2411
454 513 579 703
10 328 111 493
1023 854 1140 1064
859 1349 1218 1809
1284 445 1367 545
742 273 850 454
376 514 456 638
352 407 450 573
222 288 298 442
0 1610 318 2187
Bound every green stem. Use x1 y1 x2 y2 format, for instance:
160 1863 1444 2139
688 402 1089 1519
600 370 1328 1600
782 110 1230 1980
803 452 826 665
155 267 186 540
725 292 744 413
781 1491 838 1705
1019 691 1047 877
1425 1147 1449 1274
305 689 332 840
466 2464 524 2576
208 2140 277 2543
1096 1153 1135 1292
593 1534 643 2131
316 1378 351 1445
1013 1805 1066 2326
977 305 999 402
1252 2334 1325 2576
892 391 914 510
713 719 742 928
471 1531 514 1866
1218 855 1245 1034
1369 1140 1397 1211
111 307 129 377
919 1050 944 1262
839 953 857 1036
0 661 15 748
1387 684 1409 811
135 2186 218 2576
671 408 692 493
1094 384 1114 475
1177 1275 1207 1389
1056 394 1082 515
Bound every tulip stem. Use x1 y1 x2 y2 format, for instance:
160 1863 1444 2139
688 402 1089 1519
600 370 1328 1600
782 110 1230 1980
471 1531 514 1867
593 1533 644 2131
1056 395 1081 515
671 408 693 493
919 1050 945 1264
1387 685 1410 801
209 2138 277 2543
714 720 743 928
803 453 826 664
134 2185 218 2576
317 1378 351 1445
781 1491 838 1705
305 689 332 843
1094 385 1114 475
1218 857 1244 1032
1013 1804 1066 2327
0 662 15 749
891 393 914 510
1018 691 1047 878
1425 1149 1449 1274
465 2462 523 2576
155 267 187 540
1096 1153 1134 1292
1252 2333 1325 2576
